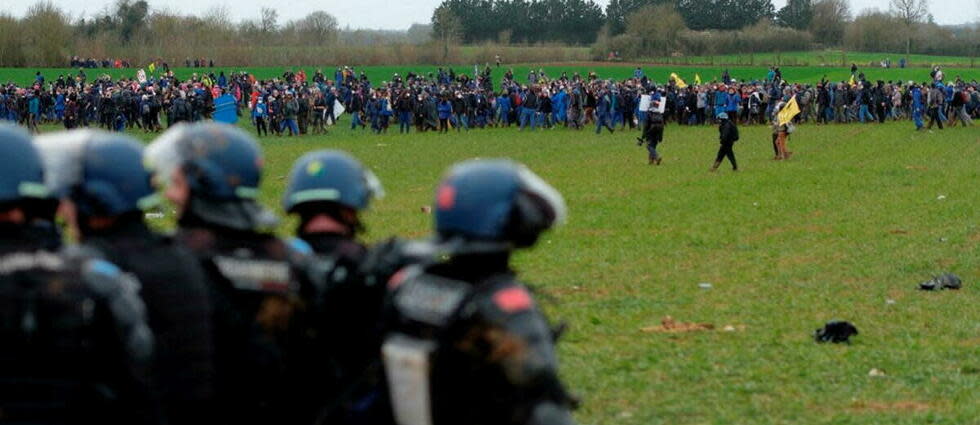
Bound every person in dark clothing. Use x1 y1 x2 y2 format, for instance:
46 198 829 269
639 92 665 165
0 125 157 425
145 123 321 425
364 159 578 425
396 92 415 134
283 150 389 425
711 112 739 172
35 130 216 425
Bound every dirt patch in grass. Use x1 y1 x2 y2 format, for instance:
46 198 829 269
641 316 714 333
848 400 932 412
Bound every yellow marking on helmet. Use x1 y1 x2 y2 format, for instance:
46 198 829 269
306 160 324 176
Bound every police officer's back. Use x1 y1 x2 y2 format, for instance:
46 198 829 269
376 160 577 425
283 150 387 423
145 122 315 424
0 125 155 424
34 130 215 425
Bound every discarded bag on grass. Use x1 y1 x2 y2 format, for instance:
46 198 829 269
814 320 858 344
918 273 962 291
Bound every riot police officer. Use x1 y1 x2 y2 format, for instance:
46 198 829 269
144 122 316 425
282 150 388 424
34 130 216 425
0 124 156 424
375 159 578 425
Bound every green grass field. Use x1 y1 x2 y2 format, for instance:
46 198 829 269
33 115 979 424
4 59 979 89
645 50 980 68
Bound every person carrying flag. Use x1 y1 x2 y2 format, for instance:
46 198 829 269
774 95 801 160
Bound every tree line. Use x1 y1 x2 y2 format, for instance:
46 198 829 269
433 0 979 58
0 0 977 68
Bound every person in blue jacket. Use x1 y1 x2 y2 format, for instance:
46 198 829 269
252 97 269 136
496 91 511 127
377 90 392 134
553 89 567 127
910 83 924 130
714 86 728 122
27 91 40 133
54 91 66 121
595 87 615 134
726 87 740 123
438 95 453 133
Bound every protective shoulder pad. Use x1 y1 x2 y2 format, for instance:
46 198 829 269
465 276 538 325
80 258 154 362
391 268 472 327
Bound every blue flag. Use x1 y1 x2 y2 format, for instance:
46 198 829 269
212 94 238 124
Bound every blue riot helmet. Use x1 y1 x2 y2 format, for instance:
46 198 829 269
434 159 566 250
0 124 49 207
145 122 277 231
35 130 160 218
284 150 384 213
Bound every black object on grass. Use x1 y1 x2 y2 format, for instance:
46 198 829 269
814 320 859 344
918 273 962 291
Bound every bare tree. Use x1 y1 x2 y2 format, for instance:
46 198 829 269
260 7 279 34
890 0 928 55
810 0 851 46
290 11 339 46
431 6 461 61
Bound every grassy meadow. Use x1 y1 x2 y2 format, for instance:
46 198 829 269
4 56 979 90
28 113 980 424
645 50 980 68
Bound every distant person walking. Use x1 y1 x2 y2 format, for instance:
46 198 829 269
639 93 665 165
710 113 739 172
926 83 944 130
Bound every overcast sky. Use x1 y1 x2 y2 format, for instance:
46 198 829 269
2 0 977 30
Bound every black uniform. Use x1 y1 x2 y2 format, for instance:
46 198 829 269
176 225 318 425
83 218 216 425
0 223 156 425
378 254 576 425
300 232 392 424
716 119 739 170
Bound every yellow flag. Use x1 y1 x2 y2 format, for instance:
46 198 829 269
694 73 702 85
778 96 800 127
148 62 156 74
848 74 856 87
670 72 688 89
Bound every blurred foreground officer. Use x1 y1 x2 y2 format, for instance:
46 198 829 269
378 159 578 425
283 150 389 424
145 122 315 425
0 125 156 424
35 130 216 425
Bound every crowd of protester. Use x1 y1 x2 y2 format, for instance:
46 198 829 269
69 56 135 69
2 64 976 136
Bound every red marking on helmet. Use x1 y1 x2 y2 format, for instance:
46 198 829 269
387 268 409 291
493 287 533 313
437 185 456 210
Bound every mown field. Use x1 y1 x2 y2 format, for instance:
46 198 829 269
645 50 980 68
4 57 979 89
32 114 980 424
